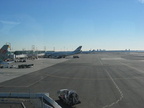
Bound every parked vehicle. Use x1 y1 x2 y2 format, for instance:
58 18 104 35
57 89 81 106
18 64 34 68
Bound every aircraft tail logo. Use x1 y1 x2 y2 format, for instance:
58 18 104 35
0 45 9 60
74 46 82 53
0 45 9 54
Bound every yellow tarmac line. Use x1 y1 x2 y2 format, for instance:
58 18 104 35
0 75 143 88
46 74 144 81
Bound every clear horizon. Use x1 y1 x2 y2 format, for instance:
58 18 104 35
0 0 144 51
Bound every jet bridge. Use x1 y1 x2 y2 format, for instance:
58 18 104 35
0 92 61 108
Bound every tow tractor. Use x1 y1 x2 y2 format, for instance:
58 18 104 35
57 89 81 106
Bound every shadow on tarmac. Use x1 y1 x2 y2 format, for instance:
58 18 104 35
55 100 76 108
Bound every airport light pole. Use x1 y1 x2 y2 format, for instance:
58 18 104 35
44 46 46 52
32 45 35 52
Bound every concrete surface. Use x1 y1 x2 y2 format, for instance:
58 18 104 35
0 52 144 108
0 58 68 83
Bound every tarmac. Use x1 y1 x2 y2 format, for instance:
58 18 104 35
0 58 68 83
0 52 144 108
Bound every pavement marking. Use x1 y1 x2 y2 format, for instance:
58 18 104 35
2 73 143 88
98 57 124 108
46 74 109 81
0 86 27 88
119 61 144 74
103 69 123 108
26 76 48 87
45 74 144 81
0 76 49 88
2 74 143 88
1 56 144 90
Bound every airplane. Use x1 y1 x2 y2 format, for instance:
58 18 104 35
0 44 11 68
45 46 82 58
0 45 10 61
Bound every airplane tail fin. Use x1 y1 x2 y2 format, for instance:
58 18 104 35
73 46 82 53
0 45 9 61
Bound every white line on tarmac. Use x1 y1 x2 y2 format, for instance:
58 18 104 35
118 61 144 74
103 69 123 108
98 57 124 108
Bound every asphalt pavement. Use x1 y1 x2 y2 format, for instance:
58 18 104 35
0 52 144 108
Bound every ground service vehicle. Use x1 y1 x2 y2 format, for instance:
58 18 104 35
18 64 34 68
57 89 81 106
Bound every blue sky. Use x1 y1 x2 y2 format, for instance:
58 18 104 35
0 0 144 51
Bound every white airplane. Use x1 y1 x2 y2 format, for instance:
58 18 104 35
45 46 82 58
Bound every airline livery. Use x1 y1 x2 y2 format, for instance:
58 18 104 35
45 46 82 58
